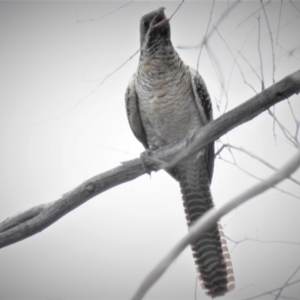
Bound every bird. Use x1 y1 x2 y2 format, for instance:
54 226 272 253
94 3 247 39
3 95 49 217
125 7 234 298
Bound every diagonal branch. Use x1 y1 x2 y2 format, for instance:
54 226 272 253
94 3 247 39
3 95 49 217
131 147 300 300
160 69 300 169
0 70 300 250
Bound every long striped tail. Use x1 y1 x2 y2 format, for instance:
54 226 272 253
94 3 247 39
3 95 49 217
177 156 235 298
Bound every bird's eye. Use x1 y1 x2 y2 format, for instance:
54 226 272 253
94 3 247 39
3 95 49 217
143 20 149 27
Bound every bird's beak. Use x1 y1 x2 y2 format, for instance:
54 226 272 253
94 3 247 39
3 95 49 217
151 7 169 28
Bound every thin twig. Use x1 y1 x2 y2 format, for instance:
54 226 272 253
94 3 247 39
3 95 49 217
287 99 300 128
237 0 271 27
35 49 140 125
76 0 134 23
260 0 277 138
289 0 300 15
219 156 300 201
274 265 300 300
268 109 298 147
272 292 298 300
205 42 229 113
177 0 240 51
257 15 265 91
226 236 300 249
238 50 264 84
196 0 215 71
260 0 276 84
214 26 257 95
244 279 300 300
169 0 185 21
276 42 300 62
224 143 300 186
215 144 227 157
275 0 283 48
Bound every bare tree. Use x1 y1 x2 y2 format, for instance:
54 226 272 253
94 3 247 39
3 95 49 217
0 1 300 299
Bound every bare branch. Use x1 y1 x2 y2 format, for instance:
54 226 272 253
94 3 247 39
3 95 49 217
131 147 300 300
287 99 299 128
272 292 298 300
169 0 185 21
275 0 283 48
76 0 134 23
205 42 229 112
1 70 299 250
0 204 45 233
238 50 264 86
260 0 276 83
226 236 300 250
268 109 299 147
289 0 300 15
214 26 258 95
257 15 265 91
177 0 240 50
244 279 300 300
237 0 271 27
224 143 300 186
196 0 215 71
274 265 300 300
219 156 300 201
162 70 300 170
276 42 300 62
0 158 145 249
215 143 227 157
36 48 140 125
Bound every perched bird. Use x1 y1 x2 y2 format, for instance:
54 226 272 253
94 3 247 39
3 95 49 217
125 7 234 298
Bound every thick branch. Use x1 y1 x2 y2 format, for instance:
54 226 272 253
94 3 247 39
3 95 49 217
0 70 299 249
154 69 300 167
0 159 145 248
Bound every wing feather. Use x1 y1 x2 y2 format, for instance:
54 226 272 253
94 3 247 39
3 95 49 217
189 67 214 183
125 74 149 149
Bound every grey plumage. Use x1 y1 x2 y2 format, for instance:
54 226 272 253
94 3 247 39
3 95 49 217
125 7 234 297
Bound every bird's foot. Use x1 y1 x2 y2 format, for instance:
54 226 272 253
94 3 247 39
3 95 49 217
186 128 198 146
185 128 205 159
140 149 162 175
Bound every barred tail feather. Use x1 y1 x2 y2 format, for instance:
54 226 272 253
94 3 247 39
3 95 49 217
195 222 235 297
218 223 235 293
178 157 235 298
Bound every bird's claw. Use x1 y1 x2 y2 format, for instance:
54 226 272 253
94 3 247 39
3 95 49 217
186 129 198 146
140 149 159 175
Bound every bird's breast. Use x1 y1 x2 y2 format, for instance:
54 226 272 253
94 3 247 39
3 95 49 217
136 64 201 148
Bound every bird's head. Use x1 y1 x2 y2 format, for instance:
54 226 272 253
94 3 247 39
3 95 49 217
140 7 171 52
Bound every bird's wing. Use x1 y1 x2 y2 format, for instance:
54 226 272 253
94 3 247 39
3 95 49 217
125 74 149 149
188 67 215 184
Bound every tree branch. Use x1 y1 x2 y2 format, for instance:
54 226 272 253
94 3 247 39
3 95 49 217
131 147 300 300
157 69 300 169
224 143 300 186
0 70 299 249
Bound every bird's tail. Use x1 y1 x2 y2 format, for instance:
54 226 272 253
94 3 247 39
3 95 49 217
177 156 235 298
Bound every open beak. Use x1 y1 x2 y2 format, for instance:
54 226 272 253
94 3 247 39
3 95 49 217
151 7 169 28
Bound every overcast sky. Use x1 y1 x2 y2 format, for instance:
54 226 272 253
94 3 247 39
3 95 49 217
1 1 300 299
